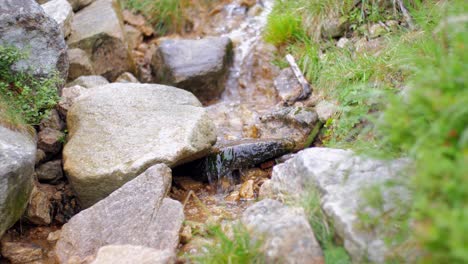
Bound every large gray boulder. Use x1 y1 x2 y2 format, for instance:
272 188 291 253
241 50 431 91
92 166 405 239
41 0 73 38
262 148 411 263
241 199 324 264
67 0 133 81
91 245 175 264
0 126 36 237
0 0 69 80
55 164 184 263
152 37 233 102
63 83 217 207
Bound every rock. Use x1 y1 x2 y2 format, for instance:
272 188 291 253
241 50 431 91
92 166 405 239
264 148 411 263
124 24 143 51
369 23 387 39
315 100 338 122
152 37 233 102
274 68 302 102
57 85 88 116
39 109 65 131
67 0 94 11
241 199 324 264
336 37 351 49
122 10 146 27
35 149 47 166
92 245 175 264
55 164 184 263
67 0 133 80
259 106 321 150
37 128 64 156
225 191 240 202
0 242 43 263
66 75 109 88
321 18 346 38
239 179 254 199
115 72 139 83
0 0 68 80
0 126 36 237
24 184 52 225
41 0 74 38
63 83 216 207
180 225 193 244
47 230 61 243
67 48 94 81
36 160 63 182
183 139 293 182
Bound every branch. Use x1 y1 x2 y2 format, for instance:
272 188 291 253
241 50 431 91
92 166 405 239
285 54 312 103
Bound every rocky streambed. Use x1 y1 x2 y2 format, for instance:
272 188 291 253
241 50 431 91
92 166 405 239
0 0 414 263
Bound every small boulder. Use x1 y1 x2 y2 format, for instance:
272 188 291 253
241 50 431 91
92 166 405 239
39 109 65 131
0 126 36 237
91 245 175 264
37 128 64 156
115 72 139 83
36 160 63 182
67 0 94 11
152 37 233 102
242 199 324 263
124 24 143 51
24 184 52 225
55 164 184 263
63 83 216 207
315 100 338 122
67 0 134 80
57 85 88 116
0 242 43 263
274 68 303 102
67 48 94 81
0 0 69 80
264 148 411 263
41 0 74 38
321 18 346 39
66 75 109 88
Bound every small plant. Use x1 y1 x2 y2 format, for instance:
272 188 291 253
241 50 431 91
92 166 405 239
0 45 61 128
192 224 265 264
265 11 304 46
300 187 351 264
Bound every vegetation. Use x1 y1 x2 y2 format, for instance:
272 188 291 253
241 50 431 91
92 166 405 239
192 224 265 264
120 0 218 35
300 188 351 264
0 45 61 129
267 0 467 263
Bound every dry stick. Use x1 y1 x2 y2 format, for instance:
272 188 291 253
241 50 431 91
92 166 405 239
285 54 312 103
396 0 415 30
182 190 212 216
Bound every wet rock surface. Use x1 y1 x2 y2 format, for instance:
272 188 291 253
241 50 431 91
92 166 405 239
0 0 69 80
0 126 36 237
242 199 324 264
63 83 216 207
152 37 233 102
55 164 184 263
67 0 133 80
181 139 294 182
36 160 63 183
263 148 411 263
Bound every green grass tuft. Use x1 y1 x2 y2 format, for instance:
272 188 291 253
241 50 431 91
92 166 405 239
192 224 265 264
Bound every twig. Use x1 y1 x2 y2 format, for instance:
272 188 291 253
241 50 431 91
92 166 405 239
396 0 415 30
285 54 312 103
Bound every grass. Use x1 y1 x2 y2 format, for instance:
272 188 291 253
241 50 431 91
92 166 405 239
300 188 351 264
0 45 61 129
120 0 219 36
191 224 265 264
